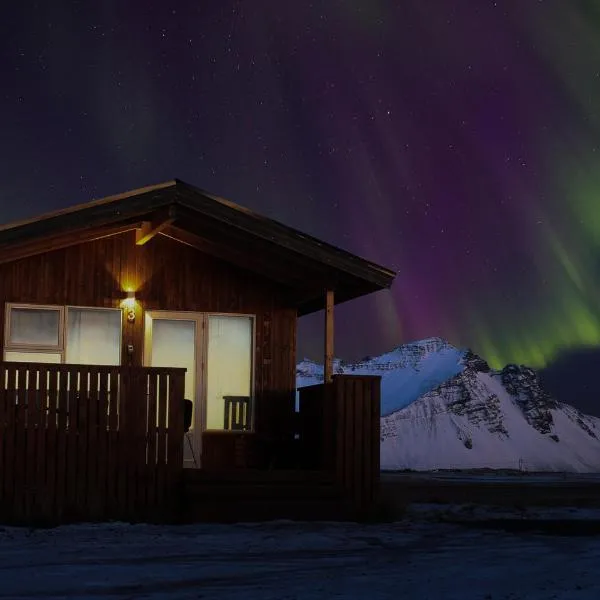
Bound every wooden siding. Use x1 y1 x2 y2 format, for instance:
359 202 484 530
185 375 381 520
332 375 381 518
182 469 341 522
0 230 297 437
297 375 381 519
0 362 185 524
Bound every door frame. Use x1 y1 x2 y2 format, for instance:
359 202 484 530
144 310 205 465
143 310 257 457
203 312 257 433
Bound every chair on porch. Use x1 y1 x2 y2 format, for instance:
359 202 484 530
223 395 251 431
183 398 198 466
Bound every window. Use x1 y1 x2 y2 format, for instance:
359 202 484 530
8 306 62 348
4 304 122 365
206 315 253 430
66 307 121 365
145 311 255 433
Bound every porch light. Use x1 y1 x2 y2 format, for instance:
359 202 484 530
122 291 137 322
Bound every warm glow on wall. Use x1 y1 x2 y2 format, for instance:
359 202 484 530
122 290 136 309
121 290 137 323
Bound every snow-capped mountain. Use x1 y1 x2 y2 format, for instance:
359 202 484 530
297 337 466 416
297 338 600 472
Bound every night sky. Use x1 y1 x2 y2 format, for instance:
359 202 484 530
2 1 600 373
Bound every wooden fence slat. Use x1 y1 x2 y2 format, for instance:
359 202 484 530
14 366 28 523
117 368 129 519
334 377 345 501
156 373 168 509
123 367 134 519
361 380 372 513
36 367 49 521
167 371 184 478
146 372 158 515
24 367 37 521
65 367 80 518
131 368 147 519
370 377 381 497
86 367 100 518
107 368 119 517
45 369 58 521
75 368 89 514
352 380 364 515
0 366 6 510
343 380 354 503
140 370 152 518
127 368 136 519
96 368 108 518
166 371 184 512
55 370 68 521
3 366 17 517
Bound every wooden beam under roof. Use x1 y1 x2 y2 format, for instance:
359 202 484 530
0 223 141 266
324 289 334 383
136 205 178 245
159 224 312 289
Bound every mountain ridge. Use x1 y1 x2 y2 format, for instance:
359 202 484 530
296 338 600 472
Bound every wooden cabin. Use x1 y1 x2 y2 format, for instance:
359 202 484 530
0 180 396 525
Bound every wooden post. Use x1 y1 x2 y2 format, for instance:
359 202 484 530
324 289 334 383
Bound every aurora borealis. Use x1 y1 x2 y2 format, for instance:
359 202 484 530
2 1 600 371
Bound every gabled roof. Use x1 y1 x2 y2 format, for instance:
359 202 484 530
0 180 396 315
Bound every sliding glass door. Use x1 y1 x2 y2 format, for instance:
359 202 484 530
206 315 254 431
144 312 202 468
144 311 254 468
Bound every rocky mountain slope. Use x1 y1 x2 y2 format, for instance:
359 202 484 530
297 338 600 472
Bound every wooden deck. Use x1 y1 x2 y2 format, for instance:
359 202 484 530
183 375 382 522
0 365 381 525
181 469 342 522
0 362 185 525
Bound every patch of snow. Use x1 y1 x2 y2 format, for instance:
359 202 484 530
1 520 600 598
381 370 600 472
298 338 600 473
298 337 466 415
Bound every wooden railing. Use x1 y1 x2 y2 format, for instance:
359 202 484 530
0 362 185 525
297 375 381 518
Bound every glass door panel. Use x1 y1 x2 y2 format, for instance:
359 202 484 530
206 315 253 431
145 313 201 468
66 307 122 365
150 319 197 402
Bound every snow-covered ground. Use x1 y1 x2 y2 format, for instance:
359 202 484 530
2 510 600 599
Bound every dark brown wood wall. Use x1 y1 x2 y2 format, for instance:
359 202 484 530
0 230 297 434
0 362 185 525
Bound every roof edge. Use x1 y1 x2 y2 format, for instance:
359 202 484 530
0 180 177 233
174 179 397 282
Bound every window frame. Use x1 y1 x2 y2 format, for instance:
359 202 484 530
203 312 256 433
143 310 256 433
4 303 65 357
64 305 124 366
4 302 123 365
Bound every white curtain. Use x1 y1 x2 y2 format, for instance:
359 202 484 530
10 308 60 346
150 319 197 405
206 316 252 430
66 308 121 365
4 351 61 363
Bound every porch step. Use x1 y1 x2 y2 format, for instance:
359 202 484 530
182 468 336 485
181 473 343 522
181 495 342 522
185 483 340 501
